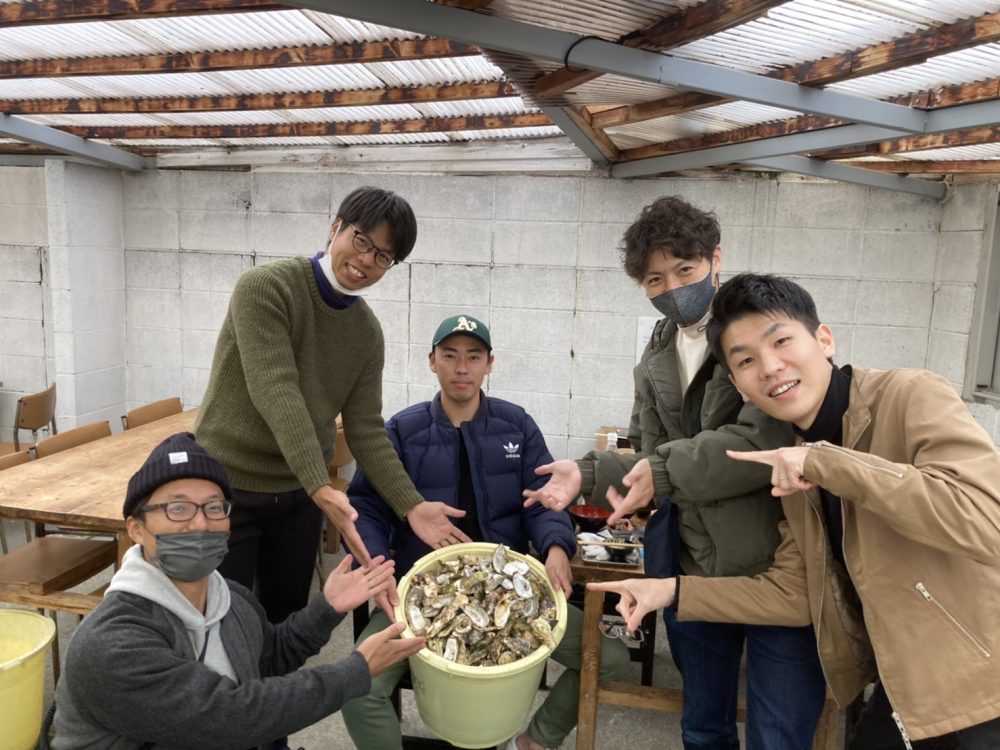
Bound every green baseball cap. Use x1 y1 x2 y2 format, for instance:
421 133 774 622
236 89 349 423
431 314 492 351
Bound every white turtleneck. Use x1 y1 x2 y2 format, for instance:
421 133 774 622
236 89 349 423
675 310 711 392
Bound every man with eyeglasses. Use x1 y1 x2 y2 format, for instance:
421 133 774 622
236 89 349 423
52 432 425 750
195 186 473 629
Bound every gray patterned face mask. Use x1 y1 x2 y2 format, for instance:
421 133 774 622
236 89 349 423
152 531 230 582
649 270 716 327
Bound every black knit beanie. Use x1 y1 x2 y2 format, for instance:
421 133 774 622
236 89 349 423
123 432 233 518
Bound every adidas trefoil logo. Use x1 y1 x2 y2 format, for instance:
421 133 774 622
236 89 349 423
503 442 520 459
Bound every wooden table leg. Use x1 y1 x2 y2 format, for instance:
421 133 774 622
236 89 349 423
116 531 132 567
576 587 604 750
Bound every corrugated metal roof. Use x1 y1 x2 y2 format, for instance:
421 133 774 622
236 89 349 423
830 44 1000 100
0 0 996 182
489 0 697 40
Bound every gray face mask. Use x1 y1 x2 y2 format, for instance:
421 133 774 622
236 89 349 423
151 531 230 582
649 269 716 328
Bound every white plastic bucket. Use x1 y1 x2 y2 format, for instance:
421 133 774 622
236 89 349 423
395 543 568 749
0 609 56 750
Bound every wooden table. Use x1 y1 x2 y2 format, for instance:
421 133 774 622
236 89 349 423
570 554 841 750
0 409 197 563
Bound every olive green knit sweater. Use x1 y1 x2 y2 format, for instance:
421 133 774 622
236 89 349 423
195 257 423 517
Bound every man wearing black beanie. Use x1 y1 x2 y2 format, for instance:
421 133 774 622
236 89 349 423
51 432 424 750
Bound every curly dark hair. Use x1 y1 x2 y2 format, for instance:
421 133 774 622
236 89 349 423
620 195 720 282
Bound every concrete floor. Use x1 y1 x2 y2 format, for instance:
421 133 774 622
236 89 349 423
7 518 735 750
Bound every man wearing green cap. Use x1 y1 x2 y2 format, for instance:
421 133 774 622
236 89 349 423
342 314 629 750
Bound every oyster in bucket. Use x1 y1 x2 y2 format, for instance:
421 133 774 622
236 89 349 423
404 543 559 666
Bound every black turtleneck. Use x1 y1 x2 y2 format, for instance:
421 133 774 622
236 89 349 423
793 363 851 567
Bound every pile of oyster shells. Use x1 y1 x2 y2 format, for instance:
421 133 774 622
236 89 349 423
404 544 559 666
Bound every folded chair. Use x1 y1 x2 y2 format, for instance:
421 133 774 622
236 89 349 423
0 383 57 456
121 397 183 430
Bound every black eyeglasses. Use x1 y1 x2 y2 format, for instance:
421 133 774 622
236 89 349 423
139 500 233 522
349 225 396 270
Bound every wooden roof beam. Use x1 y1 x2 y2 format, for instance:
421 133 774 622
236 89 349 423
51 112 551 138
591 9 1000 129
533 0 787 99
827 125 1000 158
0 0 281 27
0 39 479 79
0 81 519 114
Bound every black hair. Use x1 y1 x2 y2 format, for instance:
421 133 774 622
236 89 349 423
620 195 720 282
706 273 822 368
335 186 418 263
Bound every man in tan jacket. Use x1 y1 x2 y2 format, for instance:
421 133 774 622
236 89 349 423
592 274 1000 750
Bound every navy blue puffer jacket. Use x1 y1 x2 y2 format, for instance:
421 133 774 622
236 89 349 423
350 393 576 577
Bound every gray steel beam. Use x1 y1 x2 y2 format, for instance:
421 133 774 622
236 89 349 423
1 114 145 171
539 106 611 166
612 123 902 177
296 0 925 132
748 156 947 200
925 99 1000 132
610 94 1000 177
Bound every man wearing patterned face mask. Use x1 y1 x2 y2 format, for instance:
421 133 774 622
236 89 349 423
526 197 826 750
51 432 425 750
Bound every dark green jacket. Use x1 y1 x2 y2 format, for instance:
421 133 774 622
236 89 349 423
577 318 792 577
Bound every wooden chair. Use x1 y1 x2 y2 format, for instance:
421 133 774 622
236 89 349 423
0 383 57 455
32 420 112 460
0 450 32 554
30 421 113 539
121 397 182 431
1 421 116 683
0 536 116 683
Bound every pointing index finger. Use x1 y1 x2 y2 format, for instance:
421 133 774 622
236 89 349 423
725 449 776 467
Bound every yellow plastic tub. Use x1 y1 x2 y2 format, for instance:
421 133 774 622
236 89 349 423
0 609 56 750
396 543 567 749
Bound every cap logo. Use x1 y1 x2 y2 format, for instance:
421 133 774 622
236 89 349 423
454 316 478 333
168 451 189 465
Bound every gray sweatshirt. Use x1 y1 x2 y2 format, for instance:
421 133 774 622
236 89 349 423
52 547 370 750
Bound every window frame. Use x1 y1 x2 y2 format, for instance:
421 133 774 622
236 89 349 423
965 182 1000 403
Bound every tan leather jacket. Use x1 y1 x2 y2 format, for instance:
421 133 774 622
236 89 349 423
679 367 1000 741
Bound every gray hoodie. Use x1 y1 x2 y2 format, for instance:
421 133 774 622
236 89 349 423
106 546 237 682
53 545 370 750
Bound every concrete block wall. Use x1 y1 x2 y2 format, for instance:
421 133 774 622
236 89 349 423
0 166 49 440
3 164 999 455
114 169 1000 457
46 161 126 431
